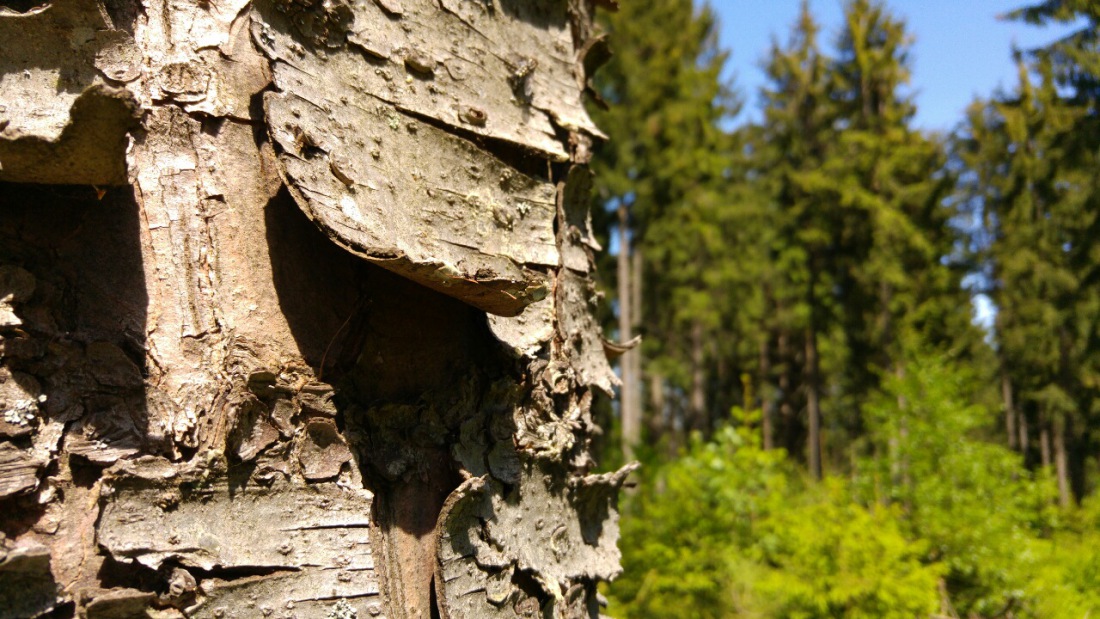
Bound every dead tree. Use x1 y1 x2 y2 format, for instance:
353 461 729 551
0 1 632 617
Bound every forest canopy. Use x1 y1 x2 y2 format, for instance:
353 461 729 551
589 1 1100 617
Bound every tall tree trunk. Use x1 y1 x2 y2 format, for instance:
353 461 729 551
1002 372 1018 450
805 324 823 480
690 320 707 433
760 335 775 450
632 247 644 410
1053 416 1071 507
778 329 796 453
1040 416 1052 469
0 2 632 618
648 371 666 438
805 256 823 480
1018 406 1030 457
630 245 645 445
618 203 641 458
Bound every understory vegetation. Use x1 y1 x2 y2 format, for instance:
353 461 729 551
609 355 1100 617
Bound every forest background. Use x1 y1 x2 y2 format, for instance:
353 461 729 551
590 1 1100 617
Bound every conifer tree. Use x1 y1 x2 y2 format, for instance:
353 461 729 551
590 0 739 452
1007 1 1100 101
961 58 1096 505
757 1 835 479
953 2 1100 502
827 0 972 447
756 0 975 477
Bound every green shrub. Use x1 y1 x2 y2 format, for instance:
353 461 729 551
607 355 1100 618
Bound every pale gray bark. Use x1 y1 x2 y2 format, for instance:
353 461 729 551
0 1 631 618
616 204 639 458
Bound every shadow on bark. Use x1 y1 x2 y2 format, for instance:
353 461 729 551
0 182 151 474
263 187 370 375
0 182 148 616
264 186 520 617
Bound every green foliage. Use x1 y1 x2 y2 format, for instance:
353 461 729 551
608 419 790 618
1005 1 1100 100
608 409 941 618
609 355 1100 618
589 0 1100 616
749 484 940 619
856 355 1060 616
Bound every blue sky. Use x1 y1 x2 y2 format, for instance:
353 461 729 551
710 0 1082 132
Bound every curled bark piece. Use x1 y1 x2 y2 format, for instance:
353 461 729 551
0 442 42 499
252 0 599 316
259 89 557 315
601 335 641 361
434 461 636 618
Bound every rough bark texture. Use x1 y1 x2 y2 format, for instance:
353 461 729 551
0 1 631 618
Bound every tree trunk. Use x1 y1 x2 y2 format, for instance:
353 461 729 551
1040 418 1052 469
1018 405 1030 457
805 324 823 480
894 365 911 510
617 203 641 458
0 2 632 618
759 335 774 450
690 320 707 433
630 245 644 438
1053 416 1071 508
777 329 797 454
1002 372 1017 450
805 254 822 480
647 370 665 438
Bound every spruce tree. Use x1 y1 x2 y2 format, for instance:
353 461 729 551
961 58 1096 504
827 0 974 448
757 1 836 478
590 0 740 451
757 0 976 477
1007 1 1100 101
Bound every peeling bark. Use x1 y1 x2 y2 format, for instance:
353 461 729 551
251 0 605 317
1 0 628 617
96 458 381 618
435 462 635 619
